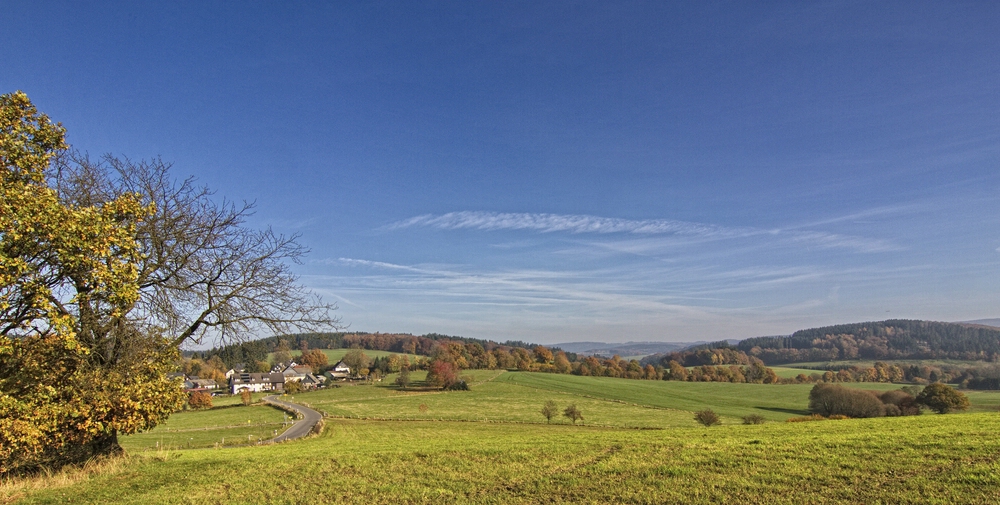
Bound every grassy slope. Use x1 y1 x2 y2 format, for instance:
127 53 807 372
13 371 1000 503
770 365 828 378
13 414 1000 504
119 402 290 451
282 370 1000 426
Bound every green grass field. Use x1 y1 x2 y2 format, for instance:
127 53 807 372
276 370 1000 426
119 402 291 451
770 365 828 378
10 371 1000 504
10 414 1000 504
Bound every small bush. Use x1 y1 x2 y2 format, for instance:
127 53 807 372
741 414 766 425
446 380 469 391
541 400 558 423
563 404 583 424
826 414 850 420
188 391 212 409
694 409 720 426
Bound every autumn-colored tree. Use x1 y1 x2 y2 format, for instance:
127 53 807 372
553 352 572 374
188 391 213 409
917 383 969 414
808 384 885 418
240 389 253 406
284 380 303 394
342 349 370 377
1 91 337 472
425 360 458 389
512 348 533 371
0 92 185 474
299 348 328 370
666 360 688 381
541 400 558 423
533 345 554 364
563 404 583 424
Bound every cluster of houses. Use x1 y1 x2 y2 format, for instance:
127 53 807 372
174 359 356 396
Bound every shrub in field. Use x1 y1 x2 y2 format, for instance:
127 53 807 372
188 391 212 409
284 381 303 394
240 390 252 406
541 401 558 423
446 380 470 391
880 390 920 416
808 384 885 418
563 404 583 424
694 409 721 426
395 367 411 389
742 414 766 425
917 383 969 414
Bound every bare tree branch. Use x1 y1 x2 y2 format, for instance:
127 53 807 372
50 152 340 352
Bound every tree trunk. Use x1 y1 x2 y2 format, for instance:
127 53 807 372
87 430 123 457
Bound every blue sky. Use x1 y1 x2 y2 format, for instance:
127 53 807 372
3 1 998 344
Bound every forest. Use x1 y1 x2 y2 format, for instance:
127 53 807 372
735 320 1000 363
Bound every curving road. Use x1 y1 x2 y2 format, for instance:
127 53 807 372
263 395 323 443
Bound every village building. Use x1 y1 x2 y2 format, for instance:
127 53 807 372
281 364 313 383
229 372 285 394
325 360 351 380
300 373 325 390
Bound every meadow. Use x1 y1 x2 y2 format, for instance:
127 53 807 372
119 397 291 451
9 371 1000 504
8 414 1000 504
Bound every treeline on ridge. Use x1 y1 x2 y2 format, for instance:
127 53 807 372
191 333 790 385
735 320 1000 363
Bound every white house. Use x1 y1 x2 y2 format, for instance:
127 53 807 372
325 360 351 380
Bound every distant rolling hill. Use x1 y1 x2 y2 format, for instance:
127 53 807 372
736 319 1000 364
962 318 1000 329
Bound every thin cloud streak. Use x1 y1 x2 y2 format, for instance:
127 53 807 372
387 211 900 253
388 211 759 237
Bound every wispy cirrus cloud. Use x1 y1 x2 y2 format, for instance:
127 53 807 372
386 211 760 237
386 211 901 253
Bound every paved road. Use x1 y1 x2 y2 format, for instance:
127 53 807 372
263 395 323 443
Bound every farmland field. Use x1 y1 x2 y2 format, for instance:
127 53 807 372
10 372 1000 504
9 414 1000 504
119 403 291 451
770 365 829 378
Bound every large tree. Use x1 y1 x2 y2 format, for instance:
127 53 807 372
0 92 338 473
916 383 969 414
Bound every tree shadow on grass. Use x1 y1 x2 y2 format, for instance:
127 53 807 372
755 407 810 416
